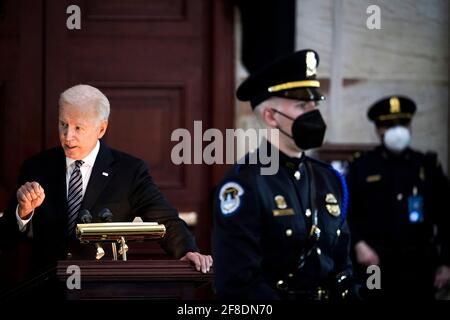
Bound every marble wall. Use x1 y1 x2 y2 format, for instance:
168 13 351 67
235 0 449 173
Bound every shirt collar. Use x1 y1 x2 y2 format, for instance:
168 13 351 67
278 149 306 170
66 140 100 169
265 139 305 170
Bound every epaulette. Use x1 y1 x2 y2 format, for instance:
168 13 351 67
233 152 254 174
234 163 243 174
307 156 332 168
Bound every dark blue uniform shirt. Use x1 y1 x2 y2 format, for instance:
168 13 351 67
213 142 353 299
346 146 450 298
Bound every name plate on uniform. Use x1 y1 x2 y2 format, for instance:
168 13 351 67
366 174 381 183
272 208 295 216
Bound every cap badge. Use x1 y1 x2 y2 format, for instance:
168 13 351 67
306 51 317 77
389 97 401 113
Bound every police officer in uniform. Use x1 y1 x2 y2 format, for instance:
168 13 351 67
346 96 450 299
212 49 357 300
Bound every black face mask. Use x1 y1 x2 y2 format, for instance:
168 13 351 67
272 109 327 150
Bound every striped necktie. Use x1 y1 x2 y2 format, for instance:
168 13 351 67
67 160 84 236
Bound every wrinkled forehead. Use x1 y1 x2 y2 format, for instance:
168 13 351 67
59 103 100 123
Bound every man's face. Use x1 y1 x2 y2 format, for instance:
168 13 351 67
59 102 108 160
376 123 411 141
273 98 318 151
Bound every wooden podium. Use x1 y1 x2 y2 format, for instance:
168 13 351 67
56 260 214 300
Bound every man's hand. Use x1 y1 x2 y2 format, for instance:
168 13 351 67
180 252 213 274
355 240 380 266
434 265 450 289
17 182 45 219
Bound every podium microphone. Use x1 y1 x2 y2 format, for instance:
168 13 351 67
98 208 114 259
99 208 113 222
78 209 92 224
78 209 104 260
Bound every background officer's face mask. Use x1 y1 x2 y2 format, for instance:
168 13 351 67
383 125 411 153
272 109 327 150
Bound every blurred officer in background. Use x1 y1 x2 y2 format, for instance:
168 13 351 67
346 96 450 299
212 49 359 300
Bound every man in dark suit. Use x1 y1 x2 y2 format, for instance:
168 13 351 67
1 84 212 278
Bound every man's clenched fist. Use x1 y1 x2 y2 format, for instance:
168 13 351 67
17 182 45 219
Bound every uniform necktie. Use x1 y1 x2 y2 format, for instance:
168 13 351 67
67 160 84 235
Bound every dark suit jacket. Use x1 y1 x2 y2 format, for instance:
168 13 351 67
0 141 198 272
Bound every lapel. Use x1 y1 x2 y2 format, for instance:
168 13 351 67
81 141 116 211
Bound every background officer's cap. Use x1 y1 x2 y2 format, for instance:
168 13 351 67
368 96 416 127
236 49 325 108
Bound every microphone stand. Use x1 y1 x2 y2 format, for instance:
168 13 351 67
95 243 105 260
118 237 128 261
111 243 118 261
78 209 106 260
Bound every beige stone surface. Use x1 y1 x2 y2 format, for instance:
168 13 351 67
296 0 449 81
325 80 448 172
296 0 333 77
343 0 448 81
234 0 449 172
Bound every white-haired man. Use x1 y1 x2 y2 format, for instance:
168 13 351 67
1 84 212 279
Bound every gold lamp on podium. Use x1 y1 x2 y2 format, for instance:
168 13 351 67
76 221 166 261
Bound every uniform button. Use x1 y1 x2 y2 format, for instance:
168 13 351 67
285 229 293 237
336 229 341 236
276 280 287 290
341 289 349 298
294 171 301 180
397 193 403 201
305 209 312 217
288 273 294 278
316 248 321 255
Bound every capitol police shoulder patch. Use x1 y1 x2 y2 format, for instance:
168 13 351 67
219 182 244 216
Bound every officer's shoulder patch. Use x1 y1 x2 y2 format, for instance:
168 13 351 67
219 182 244 216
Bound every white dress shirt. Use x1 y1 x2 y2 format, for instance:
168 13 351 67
16 140 101 231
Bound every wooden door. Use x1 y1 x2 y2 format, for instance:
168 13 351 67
0 0 234 254
0 0 44 209
44 0 234 252
0 0 233 294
